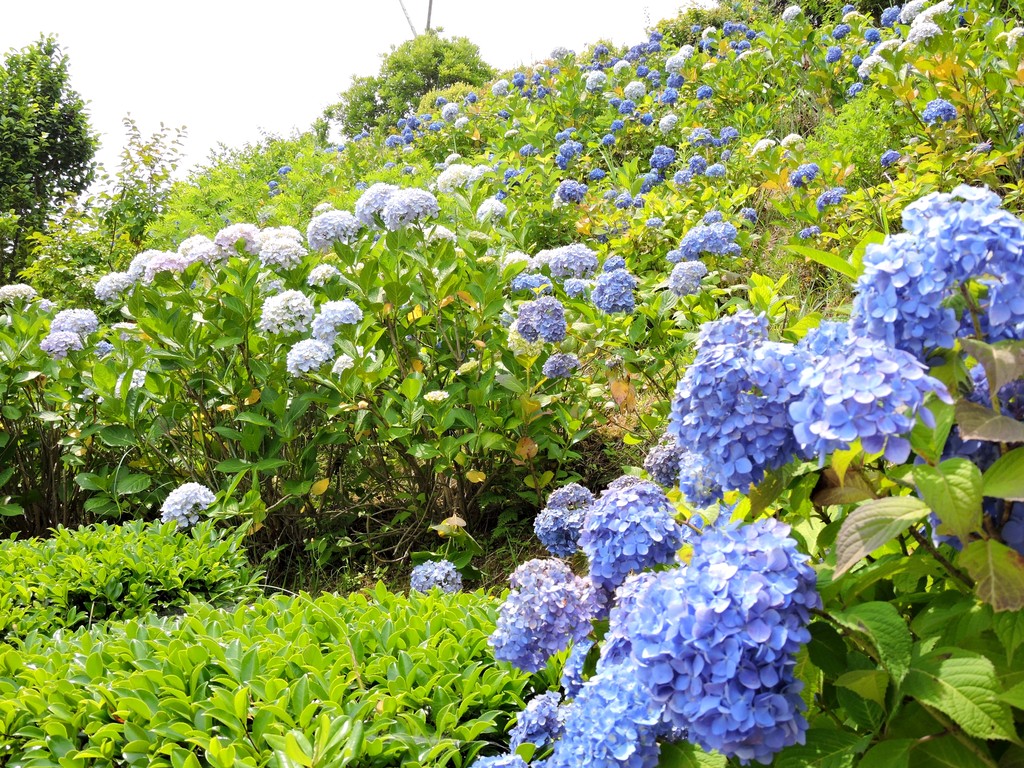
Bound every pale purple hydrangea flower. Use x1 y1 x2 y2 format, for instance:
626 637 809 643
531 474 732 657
307 210 361 251
160 482 216 529
311 299 363 344
380 188 440 230
286 339 334 376
94 272 135 302
257 290 315 334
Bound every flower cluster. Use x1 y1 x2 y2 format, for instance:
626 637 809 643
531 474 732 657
509 691 565 751
311 299 363 344
306 210 361 251
516 297 567 343
257 290 314 334
381 188 439 230
669 222 740 261
542 244 598 279
286 339 333 376
591 269 637 314
667 260 707 297
542 352 580 379
489 558 595 672
579 478 684 593
160 483 216 529
534 482 594 557
409 559 462 593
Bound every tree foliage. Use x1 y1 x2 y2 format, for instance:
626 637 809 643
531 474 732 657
0 36 96 282
321 31 494 136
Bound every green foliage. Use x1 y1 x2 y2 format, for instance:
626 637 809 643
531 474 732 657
323 31 495 135
0 35 96 282
0 585 534 767
0 520 260 642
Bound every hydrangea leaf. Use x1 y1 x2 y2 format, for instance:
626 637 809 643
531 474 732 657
993 611 1024 666
909 398 955 465
772 730 869 768
1002 680 1024 711
960 339 1024 393
955 401 1024 443
959 539 1024 613
915 458 983 542
834 496 930 577
832 602 912 684
857 739 914 768
910 735 995 768
981 447 1024 501
786 244 858 280
835 669 889 707
657 741 726 767
901 649 1017 742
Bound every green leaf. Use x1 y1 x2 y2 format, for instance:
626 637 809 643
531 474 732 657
832 602 912 684
901 649 1017 742
910 398 955 465
657 742 726 767
982 448 1024 501
773 729 869 768
911 735 993 768
786 244 858 280
833 496 930 577
857 739 913 768
110 473 151 496
1002 680 1024 710
960 339 1024 393
235 411 275 428
807 621 848 678
835 669 889 706
993 611 1024 665
959 539 1024 613
956 401 1024 444
400 376 424 401
215 458 252 473
914 458 983 543
97 425 137 447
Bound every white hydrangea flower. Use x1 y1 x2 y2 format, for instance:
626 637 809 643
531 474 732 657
94 272 134 302
751 138 778 155
332 354 355 375
214 223 261 256
178 234 221 265
0 284 37 303
476 196 507 223
437 163 488 194
1002 27 1024 48
782 5 803 22
286 339 333 376
307 264 341 287
257 290 314 334
780 133 804 148
507 321 545 357
659 114 678 134
423 390 450 403
904 20 942 46
612 60 631 76
425 225 457 243
258 236 306 270
585 70 607 93
900 0 929 23
624 80 647 101
160 482 215 529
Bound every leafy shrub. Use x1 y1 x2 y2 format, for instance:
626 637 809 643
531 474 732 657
0 520 259 642
0 585 535 767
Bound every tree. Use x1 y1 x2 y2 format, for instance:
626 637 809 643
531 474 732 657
0 36 96 283
322 31 494 137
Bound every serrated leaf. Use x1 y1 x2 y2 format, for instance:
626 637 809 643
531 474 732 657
959 539 1024 613
857 739 913 768
915 458 983 543
656 741 726 767
910 398 955 465
834 496 930 577
835 669 889 706
772 729 868 768
956 401 1024 443
901 650 1017 742
911 735 992 768
832 602 912 684
993 611 1024 665
1002 681 1024 710
982 448 1024 501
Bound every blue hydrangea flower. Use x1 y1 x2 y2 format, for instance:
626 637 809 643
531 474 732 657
740 207 758 223
543 352 580 380
881 5 902 26
601 134 616 146
51 308 98 335
603 256 626 272
545 659 662 768
258 290 315 334
880 149 901 167
639 172 660 194
689 127 714 146
816 187 847 212
410 559 462 593
673 169 694 185
696 85 713 100
833 23 852 39
922 98 957 124
307 210 361 251
719 126 740 144
789 334 951 463
589 168 607 181
354 183 399 226
614 191 633 209
489 559 595 672
798 226 821 239
649 145 675 170
311 299 363 344
472 755 527 768
559 140 584 161
517 297 567 342
591 269 638 314
560 638 594 699
520 144 539 157
598 572 658 670
511 272 554 295
705 163 726 178
380 188 439 230
625 520 819 764
670 222 740 261
578 479 685 593
40 331 84 360
847 82 864 98
286 339 333 376
689 155 708 174
160 483 216 529
564 278 590 298
618 99 637 115
667 73 684 88
544 244 598 279
555 180 589 204
789 163 820 188
642 433 686 487
826 45 843 63
610 119 625 132
668 260 708 297
510 692 565 751
667 312 806 504
865 27 882 42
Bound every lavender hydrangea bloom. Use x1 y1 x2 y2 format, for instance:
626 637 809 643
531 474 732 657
789 334 951 463
922 98 957 124
579 479 685 593
670 222 740 261
591 269 637 314
511 272 554 295
598 571 658 670
517 297 567 343
643 433 686 486
40 331 85 360
286 339 333 376
649 145 675 170
548 483 596 511
214 223 261 255
489 559 595 672
667 312 807 504
543 352 580 379
354 183 399 226
306 210 361 251
380 188 439 230
667 261 708 297
311 299 363 344
544 244 598 279
564 278 590 298
472 756 527 768
51 309 99 336
545 660 662 768
410 559 462 593
257 290 314 334
625 520 819 764
798 226 821 239
160 483 216 529
510 692 565 751
93 272 132 303
535 483 593 557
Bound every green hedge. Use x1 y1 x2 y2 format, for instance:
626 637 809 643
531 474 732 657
0 585 535 767
0 520 260 642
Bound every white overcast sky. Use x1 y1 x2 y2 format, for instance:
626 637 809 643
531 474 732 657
1 0 710 177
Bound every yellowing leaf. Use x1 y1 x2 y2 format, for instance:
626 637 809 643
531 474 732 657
515 437 538 460
411 359 424 373
456 291 478 309
310 478 329 496
467 470 486 483
407 304 424 322
217 404 237 413
244 389 261 405
439 295 455 308
610 379 637 410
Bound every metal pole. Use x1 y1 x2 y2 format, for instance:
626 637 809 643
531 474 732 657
397 0 418 36
426 0 433 31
